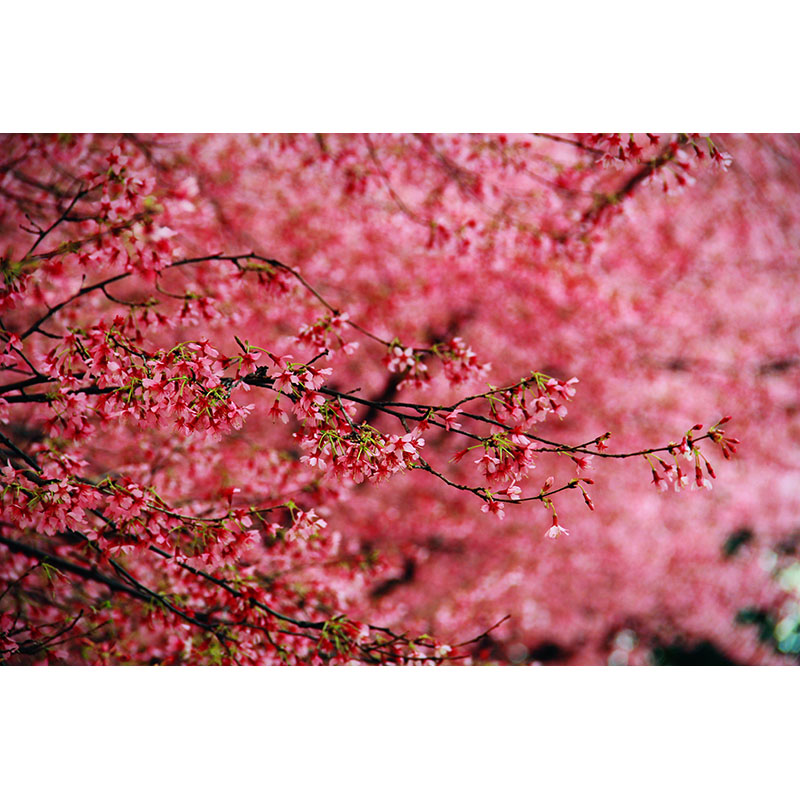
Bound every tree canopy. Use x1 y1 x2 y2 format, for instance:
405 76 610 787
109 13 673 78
1 133 798 665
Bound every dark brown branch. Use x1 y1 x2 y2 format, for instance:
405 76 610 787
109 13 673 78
531 133 604 155
23 186 90 260
0 533 151 602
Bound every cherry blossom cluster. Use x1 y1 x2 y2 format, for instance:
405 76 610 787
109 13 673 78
461 432 537 487
41 324 255 439
297 414 426 486
0 461 96 536
485 373 578 426
382 336 490 390
383 342 429 388
590 133 732 177
434 336 490 386
646 419 739 494
295 312 357 356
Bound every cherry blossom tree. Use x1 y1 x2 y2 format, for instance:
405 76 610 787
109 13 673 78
1 132 797 665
